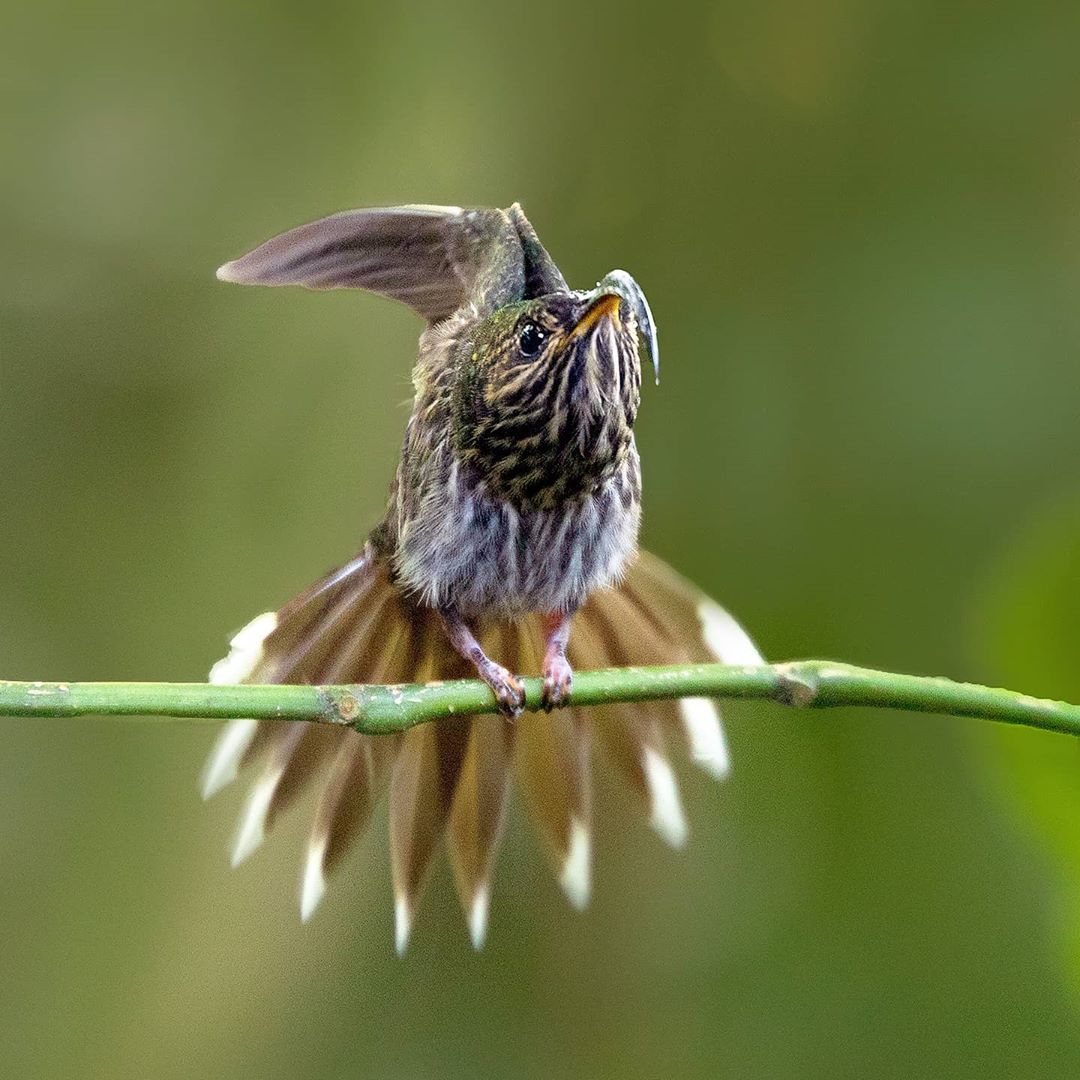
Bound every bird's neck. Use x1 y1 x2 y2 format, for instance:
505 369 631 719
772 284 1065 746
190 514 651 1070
457 323 641 512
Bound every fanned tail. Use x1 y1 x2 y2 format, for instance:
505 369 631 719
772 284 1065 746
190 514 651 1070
202 546 763 950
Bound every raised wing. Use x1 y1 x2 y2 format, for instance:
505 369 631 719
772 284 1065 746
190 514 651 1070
507 202 568 297
216 204 529 323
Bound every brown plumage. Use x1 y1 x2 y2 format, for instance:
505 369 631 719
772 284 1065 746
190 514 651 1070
204 204 763 950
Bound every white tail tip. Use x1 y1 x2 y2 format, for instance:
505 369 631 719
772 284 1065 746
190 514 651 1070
680 698 731 779
468 886 490 950
230 768 281 867
300 840 328 923
201 718 259 800
559 818 592 910
699 599 765 666
208 611 278 686
643 748 688 848
394 895 413 957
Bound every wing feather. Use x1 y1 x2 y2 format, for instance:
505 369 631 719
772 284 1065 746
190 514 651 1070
216 205 525 322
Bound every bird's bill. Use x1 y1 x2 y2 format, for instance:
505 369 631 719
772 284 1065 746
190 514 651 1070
591 271 660 385
570 292 623 339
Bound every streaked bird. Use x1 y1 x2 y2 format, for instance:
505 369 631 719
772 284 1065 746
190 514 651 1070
204 203 763 952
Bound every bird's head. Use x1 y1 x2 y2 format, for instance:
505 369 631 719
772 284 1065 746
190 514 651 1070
450 273 658 509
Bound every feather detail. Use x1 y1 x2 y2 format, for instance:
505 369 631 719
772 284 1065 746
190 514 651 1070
215 205 525 323
298 611 409 921
203 547 762 945
201 717 259 801
624 552 765 666
214 554 393 869
447 714 515 948
574 593 688 848
301 734 366 922
202 610 279 799
201 551 384 800
619 553 764 778
387 627 475 955
678 697 731 780
445 625 517 948
229 717 344 867
514 621 594 909
231 722 306 866
389 717 470 955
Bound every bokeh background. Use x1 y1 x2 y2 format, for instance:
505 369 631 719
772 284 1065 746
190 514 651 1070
4 1 1080 1077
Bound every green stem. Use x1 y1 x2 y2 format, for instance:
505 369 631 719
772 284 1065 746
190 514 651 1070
0 662 1076 737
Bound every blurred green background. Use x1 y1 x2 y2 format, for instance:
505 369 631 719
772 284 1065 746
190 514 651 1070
4 1 1080 1077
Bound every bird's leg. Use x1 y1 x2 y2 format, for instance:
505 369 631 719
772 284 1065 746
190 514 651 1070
540 609 575 711
438 607 526 718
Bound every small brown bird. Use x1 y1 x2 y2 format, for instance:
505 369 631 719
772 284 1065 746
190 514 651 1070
203 203 763 951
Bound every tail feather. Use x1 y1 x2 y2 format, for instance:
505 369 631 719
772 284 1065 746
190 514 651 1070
447 713 515 948
302 734 373 922
203 545 764 948
265 550 382 683
618 554 759 778
213 560 398 865
300 615 408 922
575 595 688 848
201 716 260 800
514 621 594 910
205 557 401 802
387 628 474 954
390 719 471 954
231 722 307 867
446 625 517 949
623 552 765 666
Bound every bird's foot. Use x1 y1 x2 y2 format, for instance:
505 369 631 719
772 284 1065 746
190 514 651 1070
539 609 575 711
541 654 573 711
439 606 527 719
478 658 526 719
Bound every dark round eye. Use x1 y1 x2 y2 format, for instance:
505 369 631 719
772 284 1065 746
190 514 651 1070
517 323 546 359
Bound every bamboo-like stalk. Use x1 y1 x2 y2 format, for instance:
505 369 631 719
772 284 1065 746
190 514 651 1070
0 661 1077 738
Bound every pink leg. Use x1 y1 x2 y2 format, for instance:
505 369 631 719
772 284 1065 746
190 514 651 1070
439 608 526 718
540 610 575 711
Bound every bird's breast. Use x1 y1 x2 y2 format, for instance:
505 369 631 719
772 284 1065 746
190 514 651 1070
393 447 642 616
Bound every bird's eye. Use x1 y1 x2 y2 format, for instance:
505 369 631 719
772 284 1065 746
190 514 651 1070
517 323 546 359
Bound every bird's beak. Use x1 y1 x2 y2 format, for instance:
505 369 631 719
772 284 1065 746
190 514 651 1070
591 271 660 385
571 292 623 339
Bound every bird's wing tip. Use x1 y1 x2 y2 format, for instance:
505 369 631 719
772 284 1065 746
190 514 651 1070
216 260 246 283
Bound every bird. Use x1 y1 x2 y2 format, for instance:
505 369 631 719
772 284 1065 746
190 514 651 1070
202 202 764 952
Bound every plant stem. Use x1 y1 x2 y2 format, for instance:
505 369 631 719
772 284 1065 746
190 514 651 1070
0 661 1077 738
